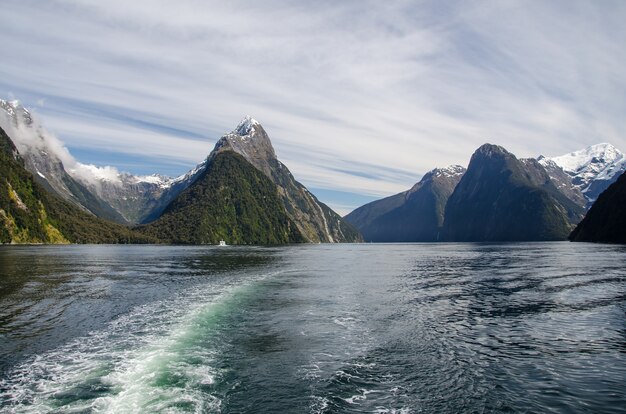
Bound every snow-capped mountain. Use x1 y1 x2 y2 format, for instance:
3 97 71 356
0 99 207 223
539 143 626 208
83 159 209 224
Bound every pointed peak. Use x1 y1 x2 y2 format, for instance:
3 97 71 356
233 115 261 136
433 164 466 176
421 165 466 181
0 98 33 126
0 99 22 108
587 142 617 151
475 143 509 156
0 99 27 112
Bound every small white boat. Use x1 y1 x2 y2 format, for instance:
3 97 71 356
218 240 227 246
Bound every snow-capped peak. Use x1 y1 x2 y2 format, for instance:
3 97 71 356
234 115 260 136
549 143 623 175
540 142 626 205
430 165 466 179
0 99 32 125
132 173 173 186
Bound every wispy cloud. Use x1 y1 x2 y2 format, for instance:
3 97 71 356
1 0 625 212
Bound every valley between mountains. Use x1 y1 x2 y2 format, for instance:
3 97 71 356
1 98 625 245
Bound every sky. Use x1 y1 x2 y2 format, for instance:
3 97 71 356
1 0 625 215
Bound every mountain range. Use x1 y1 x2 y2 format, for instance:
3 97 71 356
346 142 624 242
2 98 625 244
0 99 361 244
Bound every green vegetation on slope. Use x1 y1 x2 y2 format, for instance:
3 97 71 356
0 127 155 244
139 151 304 244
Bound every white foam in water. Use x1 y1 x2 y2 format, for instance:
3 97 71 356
0 270 283 413
374 408 411 414
343 388 376 404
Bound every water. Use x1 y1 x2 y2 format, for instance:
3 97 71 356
0 243 624 413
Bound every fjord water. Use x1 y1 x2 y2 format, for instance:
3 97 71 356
0 244 624 413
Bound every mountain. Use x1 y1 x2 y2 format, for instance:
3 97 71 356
442 144 576 242
518 158 585 224
344 165 465 242
210 116 361 243
0 99 205 224
535 157 587 208
539 143 626 208
569 171 626 243
0 99 127 223
140 151 304 244
0 126 155 244
80 165 207 224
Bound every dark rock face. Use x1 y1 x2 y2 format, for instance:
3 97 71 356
442 144 574 242
569 171 626 243
139 151 304 245
212 117 362 243
345 166 465 242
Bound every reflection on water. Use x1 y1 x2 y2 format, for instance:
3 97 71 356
0 243 624 413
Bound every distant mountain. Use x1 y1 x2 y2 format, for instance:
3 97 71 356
345 165 465 242
140 151 304 244
569 171 626 244
539 143 626 208
210 116 361 243
443 144 577 241
0 126 154 244
80 165 207 224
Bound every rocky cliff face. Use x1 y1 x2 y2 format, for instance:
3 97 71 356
345 165 465 242
442 144 575 241
569 171 626 244
211 116 362 243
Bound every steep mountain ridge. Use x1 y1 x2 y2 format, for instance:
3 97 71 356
0 99 207 224
0 126 154 244
0 99 127 223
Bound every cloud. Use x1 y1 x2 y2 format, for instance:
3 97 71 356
1 0 625 212
0 108 123 185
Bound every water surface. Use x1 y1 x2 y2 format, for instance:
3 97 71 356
0 243 624 413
